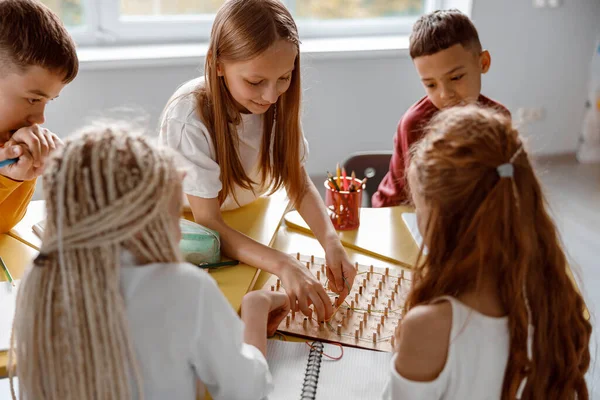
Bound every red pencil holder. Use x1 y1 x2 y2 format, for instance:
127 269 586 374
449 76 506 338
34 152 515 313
324 177 363 231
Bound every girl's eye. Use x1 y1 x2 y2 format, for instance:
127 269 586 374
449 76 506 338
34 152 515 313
28 98 42 104
247 80 263 86
451 74 464 81
279 76 291 82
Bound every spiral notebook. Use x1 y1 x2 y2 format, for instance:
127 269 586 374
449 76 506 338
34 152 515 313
266 340 392 400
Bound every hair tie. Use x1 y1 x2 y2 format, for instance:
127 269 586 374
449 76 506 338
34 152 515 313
497 163 514 178
497 146 524 179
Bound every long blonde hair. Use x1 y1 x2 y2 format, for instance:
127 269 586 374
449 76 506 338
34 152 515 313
406 105 591 399
9 124 183 399
197 0 305 206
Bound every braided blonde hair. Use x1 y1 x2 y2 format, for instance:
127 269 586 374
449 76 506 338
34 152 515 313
9 123 183 399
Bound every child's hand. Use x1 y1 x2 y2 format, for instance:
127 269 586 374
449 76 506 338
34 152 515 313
0 144 38 181
324 242 356 306
241 290 289 337
265 292 290 337
9 125 63 169
278 256 334 322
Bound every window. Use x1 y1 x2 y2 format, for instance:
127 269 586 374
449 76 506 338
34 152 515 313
41 0 469 46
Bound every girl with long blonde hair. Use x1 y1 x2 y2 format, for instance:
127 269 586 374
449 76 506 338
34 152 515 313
384 105 591 399
160 0 356 321
10 125 289 400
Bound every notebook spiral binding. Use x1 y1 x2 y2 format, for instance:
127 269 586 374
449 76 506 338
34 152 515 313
300 342 324 400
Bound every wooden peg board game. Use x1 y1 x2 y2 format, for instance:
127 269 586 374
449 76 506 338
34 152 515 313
262 254 411 352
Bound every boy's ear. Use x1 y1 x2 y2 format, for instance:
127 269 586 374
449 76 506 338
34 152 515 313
479 50 491 74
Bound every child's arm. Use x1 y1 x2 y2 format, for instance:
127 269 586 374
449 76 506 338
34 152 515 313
383 303 452 399
294 168 356 302
188 195 335 322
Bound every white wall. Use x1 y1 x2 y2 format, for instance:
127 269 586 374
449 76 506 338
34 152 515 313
43 0 600 184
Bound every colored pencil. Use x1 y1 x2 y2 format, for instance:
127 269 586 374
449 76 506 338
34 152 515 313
0 256 15 287
0 158 18 168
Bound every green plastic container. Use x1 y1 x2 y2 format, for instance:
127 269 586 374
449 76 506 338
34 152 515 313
179 219 220 265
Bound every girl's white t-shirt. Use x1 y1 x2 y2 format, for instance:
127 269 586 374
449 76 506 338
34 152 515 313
159 77 309 211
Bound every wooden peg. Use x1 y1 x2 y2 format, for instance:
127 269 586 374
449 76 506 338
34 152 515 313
373 332 377 343
316 270 320 280
380 315 385 325
303 317 308 329
286 315 290 326
355 329 359 340
354 293 359 303
391 335 395 348
276 279 281 290
351 300 355 309
270 285 275 292
306 261 310 269
311 255 314 263
368 304 372 313
296 252 300 260
370 265 374 273
337 324 342 335
385 267 389 276
359 286 363 295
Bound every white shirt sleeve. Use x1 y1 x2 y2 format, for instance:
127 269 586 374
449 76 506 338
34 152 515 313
381 354 445 400
160 116 222 199
190 273 273 400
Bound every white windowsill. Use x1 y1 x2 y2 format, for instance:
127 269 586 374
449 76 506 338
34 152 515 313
77 35 410 70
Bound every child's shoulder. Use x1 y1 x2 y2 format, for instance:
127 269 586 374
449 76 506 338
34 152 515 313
163 77 206 123
399 96 438 131
121 260 216 300
402 302 453 340
394 301 453 380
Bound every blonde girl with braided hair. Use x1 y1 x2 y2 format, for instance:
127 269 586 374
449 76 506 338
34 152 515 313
9 124 289 400
383 105 591 399
160 0 356 323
